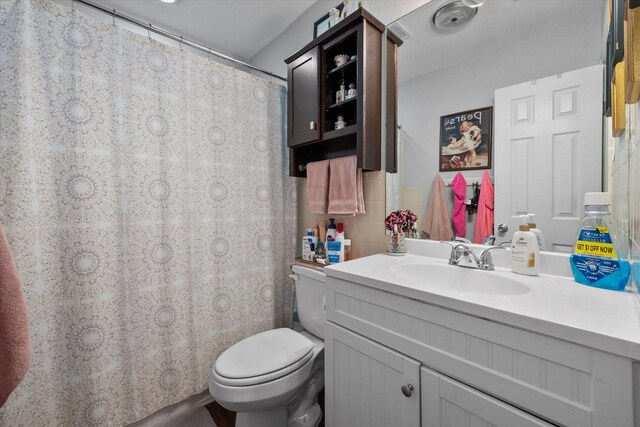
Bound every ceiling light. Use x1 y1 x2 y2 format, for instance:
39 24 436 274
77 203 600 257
159 0 180 3
432 1 477 31
461 0 486 7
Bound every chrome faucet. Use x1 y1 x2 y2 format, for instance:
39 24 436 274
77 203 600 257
444 242 505 271
448 243 482 268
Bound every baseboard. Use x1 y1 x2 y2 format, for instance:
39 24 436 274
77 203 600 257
127 390 214 427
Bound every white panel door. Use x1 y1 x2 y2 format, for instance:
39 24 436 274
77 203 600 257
494 65 603 252
325 323 421 427
421 366 555 427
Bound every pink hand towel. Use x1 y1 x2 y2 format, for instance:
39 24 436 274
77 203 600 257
473 171 495 244
0 226 30 407
422 173 453 241
307 159 330 214
328 156 365 216
451 173 467 238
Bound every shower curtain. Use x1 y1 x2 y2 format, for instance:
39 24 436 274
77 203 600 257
0 0 296 425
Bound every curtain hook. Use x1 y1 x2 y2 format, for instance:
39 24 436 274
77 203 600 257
148 23 152 40
179 36 183 52
112 8 116 26
71 0 76 15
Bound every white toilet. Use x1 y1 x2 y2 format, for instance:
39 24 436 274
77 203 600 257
209 265 326 427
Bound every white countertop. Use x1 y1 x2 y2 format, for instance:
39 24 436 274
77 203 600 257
325 252 640 360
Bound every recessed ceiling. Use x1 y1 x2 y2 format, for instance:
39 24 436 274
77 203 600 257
89 0 316 61
393 0 606 83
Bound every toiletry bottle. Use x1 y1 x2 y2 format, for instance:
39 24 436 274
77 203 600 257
527 214 546 251
302 229 312 261
303 229 318 261
308 229 318 247
327 240 343 263
335 223 345 262
319 221 326 243
570 192 630 291
511 215 540 276
343 239 351 261
326 218 337 241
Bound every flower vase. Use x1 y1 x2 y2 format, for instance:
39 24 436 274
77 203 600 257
387 230 406 255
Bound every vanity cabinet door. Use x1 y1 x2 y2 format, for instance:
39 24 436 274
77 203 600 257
287 46 321 147
325 323 420 427
421 366 554 427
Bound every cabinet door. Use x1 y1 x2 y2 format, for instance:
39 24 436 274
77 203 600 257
325 322 420 427
421 367 554 427
287 46 321 146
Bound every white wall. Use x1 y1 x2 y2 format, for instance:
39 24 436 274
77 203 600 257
397 12 603 241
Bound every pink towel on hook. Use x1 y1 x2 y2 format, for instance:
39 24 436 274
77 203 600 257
0 226 30 407
307 159 330 214
422 173 453 241
473 171 495 244
328 155 365 216
451 173 467 238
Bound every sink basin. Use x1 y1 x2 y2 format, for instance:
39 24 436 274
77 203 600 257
389 263 531 295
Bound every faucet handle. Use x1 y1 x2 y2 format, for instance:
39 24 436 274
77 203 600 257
481 235 496 245
479 245 505 270
453 237 472 244
439 241 464 265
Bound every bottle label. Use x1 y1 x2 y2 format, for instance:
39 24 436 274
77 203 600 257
571 255 621 283
574 226 617 258
572 226 621 284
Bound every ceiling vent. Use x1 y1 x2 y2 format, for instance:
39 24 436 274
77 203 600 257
432 1 477 32
388 22 412 41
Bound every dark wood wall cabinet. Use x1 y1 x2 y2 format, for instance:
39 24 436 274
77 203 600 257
285 9 401 177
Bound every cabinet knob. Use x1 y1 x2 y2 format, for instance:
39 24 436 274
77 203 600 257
401 384 414 398
309 121 316 130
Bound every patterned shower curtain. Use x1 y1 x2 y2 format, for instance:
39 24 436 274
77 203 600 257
0 0 296 425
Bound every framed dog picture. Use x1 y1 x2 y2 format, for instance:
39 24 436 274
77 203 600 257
439 106 493 171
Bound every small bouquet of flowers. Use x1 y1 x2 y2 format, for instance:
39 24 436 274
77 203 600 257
384 210 418 254
384 209 418 233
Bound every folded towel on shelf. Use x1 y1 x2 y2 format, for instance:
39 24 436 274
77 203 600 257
451 172 467 238
0 226 30 408
306 159 330 214
473 171 495 244
422 173 453 241
328 155 365 216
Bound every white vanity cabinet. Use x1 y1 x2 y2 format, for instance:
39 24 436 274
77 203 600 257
325 323 421 426
421 366 554 427
324 275 636 427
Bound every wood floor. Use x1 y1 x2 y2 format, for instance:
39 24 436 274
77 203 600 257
205 401 236 427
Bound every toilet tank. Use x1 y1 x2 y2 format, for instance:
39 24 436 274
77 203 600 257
291 265 326 339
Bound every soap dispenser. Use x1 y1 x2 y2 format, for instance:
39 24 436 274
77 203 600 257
326 218 337 241
527 214 546 251
511 215 540 276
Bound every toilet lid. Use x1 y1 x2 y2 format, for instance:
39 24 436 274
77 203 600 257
214 328 314 380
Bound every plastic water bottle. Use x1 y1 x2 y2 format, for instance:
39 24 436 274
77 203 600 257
569 192 630 291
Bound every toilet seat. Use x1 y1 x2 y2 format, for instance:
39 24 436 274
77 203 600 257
213 328 314 387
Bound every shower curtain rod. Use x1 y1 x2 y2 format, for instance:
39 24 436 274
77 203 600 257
72 0 287 82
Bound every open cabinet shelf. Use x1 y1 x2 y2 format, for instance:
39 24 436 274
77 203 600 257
327 57 357 76
285 8 402 177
